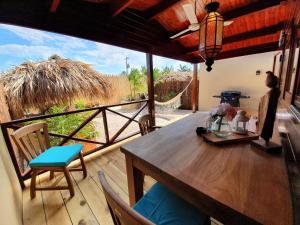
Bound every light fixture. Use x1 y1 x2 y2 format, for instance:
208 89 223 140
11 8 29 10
199 1 224 72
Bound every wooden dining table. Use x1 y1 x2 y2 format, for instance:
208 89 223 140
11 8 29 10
120 113 293 225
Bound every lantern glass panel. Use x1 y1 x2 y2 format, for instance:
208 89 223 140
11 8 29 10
199 11 224 59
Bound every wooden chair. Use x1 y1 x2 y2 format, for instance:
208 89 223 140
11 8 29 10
98 171 210 225
139 114 161 136
11 122 87 199
98 171 155 225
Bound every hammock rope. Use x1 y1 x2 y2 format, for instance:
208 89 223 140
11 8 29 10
155 79 193 112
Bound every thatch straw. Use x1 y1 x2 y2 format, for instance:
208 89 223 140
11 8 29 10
0 55 112 118
156 71 192 83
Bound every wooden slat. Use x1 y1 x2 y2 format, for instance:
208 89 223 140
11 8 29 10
71 172 114 225
50 0 61 13
186 22 284 54
111 0 135 17
23 177 47 225
145 0 181 20
59 175 100 225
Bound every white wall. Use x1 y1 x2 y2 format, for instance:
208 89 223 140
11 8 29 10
198 51 280 111
0 128 22 225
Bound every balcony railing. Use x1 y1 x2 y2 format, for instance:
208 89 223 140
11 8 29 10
0 100 148 188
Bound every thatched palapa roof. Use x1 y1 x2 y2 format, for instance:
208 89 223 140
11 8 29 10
156 71 192 83
0 55 112 118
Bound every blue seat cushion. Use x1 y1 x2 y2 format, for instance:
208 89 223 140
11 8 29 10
29 144 83 167
134 183 209 225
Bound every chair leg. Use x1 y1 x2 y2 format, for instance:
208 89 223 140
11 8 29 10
79 152 87 178
63 167 75 197
30 169 38 199
49 171 55 180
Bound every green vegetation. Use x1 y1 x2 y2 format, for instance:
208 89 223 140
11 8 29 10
27 101 99 146
178 64 192 72
161 91 177 102
121 63 192 100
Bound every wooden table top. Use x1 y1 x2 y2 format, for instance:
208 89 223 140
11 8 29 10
121 113 293 225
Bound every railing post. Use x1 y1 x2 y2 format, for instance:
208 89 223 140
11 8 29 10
146 53 155 126
192 63 199 112
1 126 25 189
102 110 110 144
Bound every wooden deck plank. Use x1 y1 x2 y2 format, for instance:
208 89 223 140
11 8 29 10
41 174 72 225
23 177 47 225
71 172 114 225
59 173 100 225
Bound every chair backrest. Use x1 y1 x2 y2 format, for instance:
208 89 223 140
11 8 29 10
98 171 155 225
11 122 50 163
138 114 154 136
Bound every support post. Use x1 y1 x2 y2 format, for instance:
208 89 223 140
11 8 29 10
146 53 155 126
192 63 199 112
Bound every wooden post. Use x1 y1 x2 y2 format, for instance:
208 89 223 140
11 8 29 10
146 53 155 126
192 63 198 112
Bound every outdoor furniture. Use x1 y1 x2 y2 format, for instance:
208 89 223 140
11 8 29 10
213 91 250 107
138 114 161 136
98 171 210 225
138 114 154 136
11 122 87 199
121 113 293 225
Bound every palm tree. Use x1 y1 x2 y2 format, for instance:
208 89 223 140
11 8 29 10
178 64 191 72
128 68 143 99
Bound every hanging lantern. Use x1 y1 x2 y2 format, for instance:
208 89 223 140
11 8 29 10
199 2 224 72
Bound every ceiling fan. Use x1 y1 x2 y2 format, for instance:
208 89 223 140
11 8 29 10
170 3 233 39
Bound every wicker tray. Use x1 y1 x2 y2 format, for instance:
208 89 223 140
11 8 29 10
202 132 259 144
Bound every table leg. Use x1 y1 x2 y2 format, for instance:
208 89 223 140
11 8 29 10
125 154 144 206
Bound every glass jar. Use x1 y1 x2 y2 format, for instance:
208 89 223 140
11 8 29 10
211 116 232 138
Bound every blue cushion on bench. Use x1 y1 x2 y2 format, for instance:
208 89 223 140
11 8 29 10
134 183 209 225
29 144 83 167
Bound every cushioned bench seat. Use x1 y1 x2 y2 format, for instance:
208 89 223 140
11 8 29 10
134 183 209 225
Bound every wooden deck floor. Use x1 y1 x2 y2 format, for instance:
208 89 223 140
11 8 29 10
22 146 221 225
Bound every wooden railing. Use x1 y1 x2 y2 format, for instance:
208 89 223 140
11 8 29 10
0 100 148 188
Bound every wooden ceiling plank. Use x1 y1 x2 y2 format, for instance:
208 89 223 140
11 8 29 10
50 0 61 13
186 22 285 54
193 41 279 62
145 0 181 20
171 0 285 40
216 41 279 60
223 0 285 21
111 0 135 17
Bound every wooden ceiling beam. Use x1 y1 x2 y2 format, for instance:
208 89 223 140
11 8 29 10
145 0 181 20
186 22 284 54
50 0 61 13
111 0 135 17
216 41 279 60
223 0 285 21
193 42 279 62
171 0 285 40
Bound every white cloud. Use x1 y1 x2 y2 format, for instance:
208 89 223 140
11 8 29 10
0 24 54 44
80 43 146 71
0 24 87 49
0 44 63 59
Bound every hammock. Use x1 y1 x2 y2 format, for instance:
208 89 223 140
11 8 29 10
155 79 193 112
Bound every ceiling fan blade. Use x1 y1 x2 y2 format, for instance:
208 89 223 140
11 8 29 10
224 21 234 26
182 4 198 24
170 28 191 39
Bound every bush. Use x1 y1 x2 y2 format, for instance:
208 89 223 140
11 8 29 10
26 102 99 146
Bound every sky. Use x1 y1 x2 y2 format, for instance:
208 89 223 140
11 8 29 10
0 24 192 75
